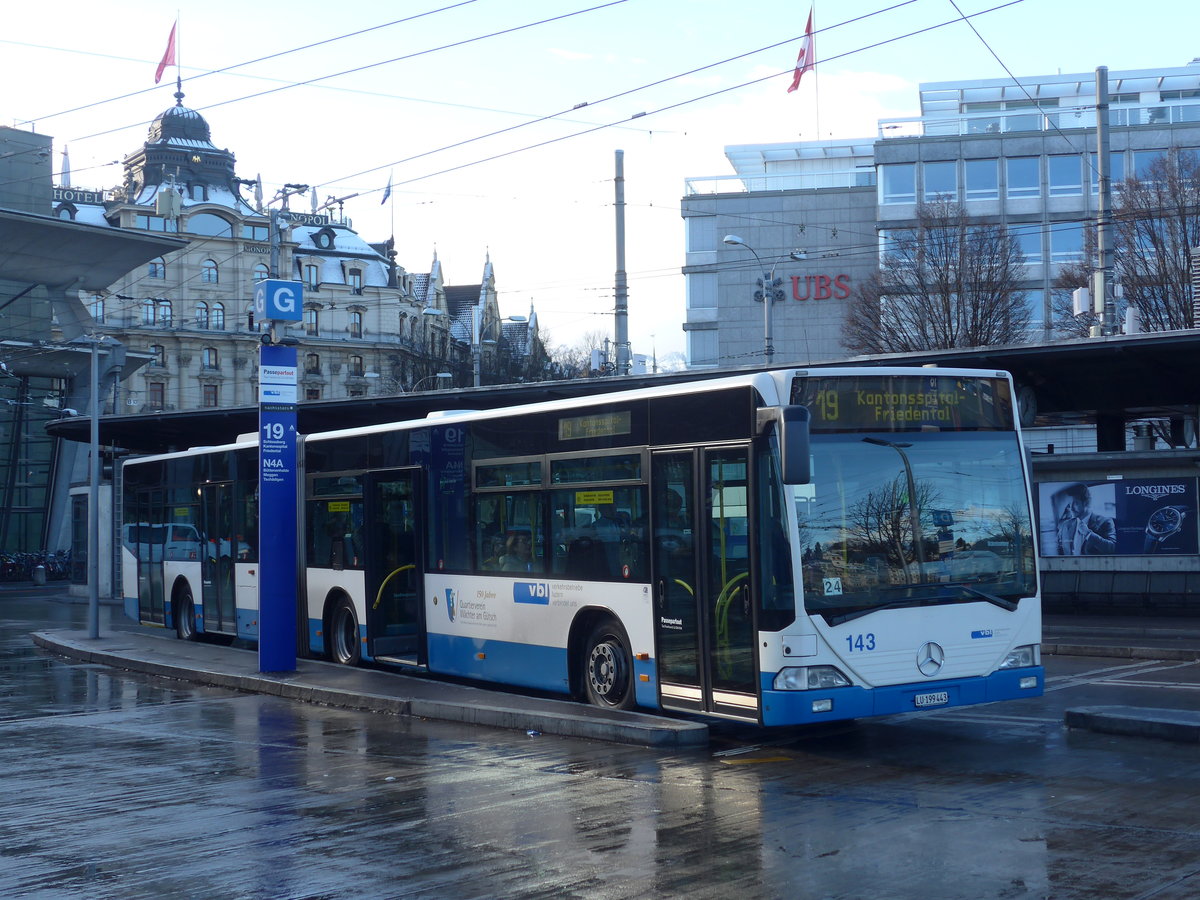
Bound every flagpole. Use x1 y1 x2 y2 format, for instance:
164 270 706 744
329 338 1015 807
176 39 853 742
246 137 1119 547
813 3 822 144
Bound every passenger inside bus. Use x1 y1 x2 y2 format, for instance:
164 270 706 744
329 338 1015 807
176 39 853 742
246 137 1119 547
499 531 537 572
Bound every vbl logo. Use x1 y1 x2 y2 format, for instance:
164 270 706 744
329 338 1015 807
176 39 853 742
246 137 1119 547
514 582 551 605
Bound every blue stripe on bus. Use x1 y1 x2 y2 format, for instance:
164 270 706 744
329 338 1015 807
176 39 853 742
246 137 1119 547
428 632 570 694
758 666 1044 727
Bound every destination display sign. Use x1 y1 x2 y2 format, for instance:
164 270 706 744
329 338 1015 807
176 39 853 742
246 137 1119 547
557 410 631 441
790 374 1014 432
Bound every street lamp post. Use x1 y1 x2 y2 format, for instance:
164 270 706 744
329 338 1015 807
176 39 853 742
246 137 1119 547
723 235 804 364
863 437 926 580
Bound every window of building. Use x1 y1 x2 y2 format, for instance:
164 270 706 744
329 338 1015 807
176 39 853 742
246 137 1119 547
1026 291 1047 328
196 301 209 329
922 160 957 201
134 214 178 232
349 387 365 397
879 163 916 204
150 345 165 368
1091 151 1126 192
305 307 320 337
142 300 156 325
1050 222 1083 262
241 223 269 241
56 205 75 220
200 259 219 284
148 258 166 279
148 382 165 408
1010 224 1043 265
305 264 320 289
349 355 364 376
89 295 104 323
202 347 220 370
211 302 225 330
305 388 322 401
252 263 269 282
1048 155 1083 196
190 184 206 201
203 384 219 408
348 269 363 294
964 159 998 201
1133 149 1167 180
156 300 172 326
1006 157 1040 199
349 311 363 339
305 353 321 374
187 212 232 237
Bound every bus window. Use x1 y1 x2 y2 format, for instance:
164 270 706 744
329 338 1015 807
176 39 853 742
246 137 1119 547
475 491 544 573
308 498 364 570
553 486 647 581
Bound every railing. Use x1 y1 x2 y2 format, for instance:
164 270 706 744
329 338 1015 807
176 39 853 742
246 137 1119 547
879 101 1200 139
685 169 875 196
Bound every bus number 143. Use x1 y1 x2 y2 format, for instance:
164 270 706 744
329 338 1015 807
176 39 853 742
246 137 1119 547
846 634 876 652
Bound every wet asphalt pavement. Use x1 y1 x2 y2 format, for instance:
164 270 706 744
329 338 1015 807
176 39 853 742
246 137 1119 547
4 587 1200 899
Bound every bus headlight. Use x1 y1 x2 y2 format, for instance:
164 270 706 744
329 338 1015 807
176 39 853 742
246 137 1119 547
773 665 852 691
998 644 1040 669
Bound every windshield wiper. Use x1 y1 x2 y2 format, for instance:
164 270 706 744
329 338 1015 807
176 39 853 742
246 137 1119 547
821 583 1018 626
943 582 1019 611
825 599 926 626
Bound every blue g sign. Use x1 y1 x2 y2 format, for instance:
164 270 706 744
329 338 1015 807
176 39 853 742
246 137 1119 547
254 279 304 322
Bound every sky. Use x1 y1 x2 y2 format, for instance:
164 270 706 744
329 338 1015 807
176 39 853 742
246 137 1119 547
3 0 1196 365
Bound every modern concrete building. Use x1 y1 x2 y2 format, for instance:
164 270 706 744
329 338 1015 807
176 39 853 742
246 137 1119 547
682 61 1200 366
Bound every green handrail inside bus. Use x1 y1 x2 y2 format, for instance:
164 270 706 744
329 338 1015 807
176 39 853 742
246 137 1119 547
714 570 750 677
373 564 415 610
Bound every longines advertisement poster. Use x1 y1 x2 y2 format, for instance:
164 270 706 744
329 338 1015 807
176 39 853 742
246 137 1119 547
1038 477 1199 556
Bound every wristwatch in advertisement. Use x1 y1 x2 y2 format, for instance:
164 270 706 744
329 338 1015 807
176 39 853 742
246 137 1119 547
1143 506 1187 552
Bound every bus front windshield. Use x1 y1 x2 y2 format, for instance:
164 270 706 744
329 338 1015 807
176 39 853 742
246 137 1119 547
794 432 1036 624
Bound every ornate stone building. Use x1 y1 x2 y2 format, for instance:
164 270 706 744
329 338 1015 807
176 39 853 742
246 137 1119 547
56 89 510 414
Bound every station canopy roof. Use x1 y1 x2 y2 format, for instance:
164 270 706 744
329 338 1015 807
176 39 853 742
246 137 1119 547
45 331 1200 456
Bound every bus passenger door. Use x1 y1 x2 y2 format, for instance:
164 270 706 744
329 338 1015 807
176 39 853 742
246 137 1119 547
652 448 759 722
131 488 166 626
364 469 425 664
200 482 236 633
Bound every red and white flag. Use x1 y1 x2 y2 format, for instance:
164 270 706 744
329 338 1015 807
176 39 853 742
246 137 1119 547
787 8 815 93
155 22 177 84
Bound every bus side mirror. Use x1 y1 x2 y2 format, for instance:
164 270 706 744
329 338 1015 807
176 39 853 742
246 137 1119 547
757 405 811 485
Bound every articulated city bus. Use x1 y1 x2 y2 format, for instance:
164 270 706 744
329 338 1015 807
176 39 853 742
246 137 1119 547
121 367 1042 725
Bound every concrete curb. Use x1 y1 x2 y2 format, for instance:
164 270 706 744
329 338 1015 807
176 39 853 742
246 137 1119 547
1065 705 1200 743
31 631 709 749
1043 642 1200 662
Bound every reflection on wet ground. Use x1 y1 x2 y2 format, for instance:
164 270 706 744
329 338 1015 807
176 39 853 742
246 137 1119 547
2 592 1199 899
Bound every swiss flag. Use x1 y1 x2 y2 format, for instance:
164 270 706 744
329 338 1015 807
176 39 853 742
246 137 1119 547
155 22 177 84
787 8 815 93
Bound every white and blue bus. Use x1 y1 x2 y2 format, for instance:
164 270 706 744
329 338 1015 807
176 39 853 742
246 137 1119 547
121 367 1042 725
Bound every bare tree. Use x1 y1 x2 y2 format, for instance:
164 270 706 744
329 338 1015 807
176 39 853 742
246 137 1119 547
1113 148 1200 332
1050 149 1200 336
844 197 1031 352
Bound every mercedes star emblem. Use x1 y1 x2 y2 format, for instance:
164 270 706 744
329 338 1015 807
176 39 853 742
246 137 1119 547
917 641 945 676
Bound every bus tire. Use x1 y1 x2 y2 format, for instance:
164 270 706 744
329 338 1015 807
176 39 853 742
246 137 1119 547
328 597 362 666
175 584 196 641
582 618 636 710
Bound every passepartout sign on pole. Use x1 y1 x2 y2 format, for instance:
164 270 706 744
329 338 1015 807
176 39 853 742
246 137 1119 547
256 279 303 672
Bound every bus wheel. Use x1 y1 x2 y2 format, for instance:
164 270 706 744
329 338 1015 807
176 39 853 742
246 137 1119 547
583 619 636 710
329 598 362 666
175 585 196 641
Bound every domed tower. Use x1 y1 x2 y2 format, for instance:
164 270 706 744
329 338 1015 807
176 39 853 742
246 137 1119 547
121 87 237 204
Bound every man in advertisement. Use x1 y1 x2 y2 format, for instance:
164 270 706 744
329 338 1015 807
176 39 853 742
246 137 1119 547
1054 483 1117 556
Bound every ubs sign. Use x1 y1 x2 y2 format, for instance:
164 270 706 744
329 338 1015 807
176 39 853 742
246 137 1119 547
791 274 852 301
